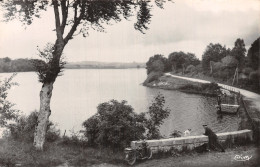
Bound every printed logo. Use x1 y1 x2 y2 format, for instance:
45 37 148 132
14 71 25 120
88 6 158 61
234 155 252 161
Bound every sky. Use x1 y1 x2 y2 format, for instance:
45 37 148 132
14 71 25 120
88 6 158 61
0 0 259 63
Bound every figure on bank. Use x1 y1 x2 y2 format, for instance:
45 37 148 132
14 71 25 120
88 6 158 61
203 125 225 152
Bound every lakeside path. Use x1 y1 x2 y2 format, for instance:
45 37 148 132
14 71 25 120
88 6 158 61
164 73 260 113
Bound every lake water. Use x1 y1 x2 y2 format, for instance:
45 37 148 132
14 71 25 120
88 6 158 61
0 69 240 137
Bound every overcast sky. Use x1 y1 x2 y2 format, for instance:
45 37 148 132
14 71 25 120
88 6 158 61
0 0 259 63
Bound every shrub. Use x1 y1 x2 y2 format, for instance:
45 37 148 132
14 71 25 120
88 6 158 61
82 114 100 146
185 65 196 73
195 64 203 73
146 93 170 139
8 111 60 142
0 73 19 127
83 100 146 148
216 67 235 80
60 132 88 147
83 94 170 148
221 56 238 68
212 61 223 72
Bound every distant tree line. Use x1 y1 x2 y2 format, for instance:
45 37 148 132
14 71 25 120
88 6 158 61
0 57 35 73
145 37 260 93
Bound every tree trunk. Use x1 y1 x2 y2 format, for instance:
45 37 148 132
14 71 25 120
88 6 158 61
33 82 54 150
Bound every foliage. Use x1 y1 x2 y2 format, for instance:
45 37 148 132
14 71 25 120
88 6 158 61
168 52 200 72
221 55 238 68
143 37 259 93
60 132 88 147
32 43 66 83
211 61 223 72
1 0 165 37
247 37 260 70
1 0 48 26
146 93 170 139
8 111 60 142
143 71 163 84
146 54 170 74
202 43 229 72
83 94 170 148
231 38 246 68
169 130 182 138
185 65 196 73
83 100 146 148
0 74 19 127
179 82 220 94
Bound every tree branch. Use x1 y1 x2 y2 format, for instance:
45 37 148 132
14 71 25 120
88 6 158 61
53 0 63 41
60 0 69 35
64 1 84 44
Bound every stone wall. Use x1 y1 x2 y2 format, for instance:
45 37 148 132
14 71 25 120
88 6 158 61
131 129 252 153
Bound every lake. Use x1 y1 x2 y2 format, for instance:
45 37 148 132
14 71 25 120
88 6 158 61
0 69 240 137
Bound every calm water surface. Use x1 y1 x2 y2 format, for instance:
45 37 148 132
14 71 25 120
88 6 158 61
0 69 239 136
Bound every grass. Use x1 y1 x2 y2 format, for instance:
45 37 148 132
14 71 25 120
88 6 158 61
0 137 126 167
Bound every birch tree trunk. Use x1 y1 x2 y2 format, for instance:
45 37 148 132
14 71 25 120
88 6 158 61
33 82 54 150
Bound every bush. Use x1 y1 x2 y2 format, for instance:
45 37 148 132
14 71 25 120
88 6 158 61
195 64 203 73
83 100 146 148
0 73 19 127
60 132 88 147
146 93 170 139
83 95 170 148
212 61 223 72
215 67 236 80
8 111 60 142
221 56 238 68
185 65 196 73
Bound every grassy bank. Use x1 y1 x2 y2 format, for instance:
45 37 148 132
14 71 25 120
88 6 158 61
135 145 260 167
143 74 219 97
0 137 126 167
0 133 256 167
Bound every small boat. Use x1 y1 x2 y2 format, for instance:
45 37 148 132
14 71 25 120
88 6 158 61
215 104 239 114
215 88 240 114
